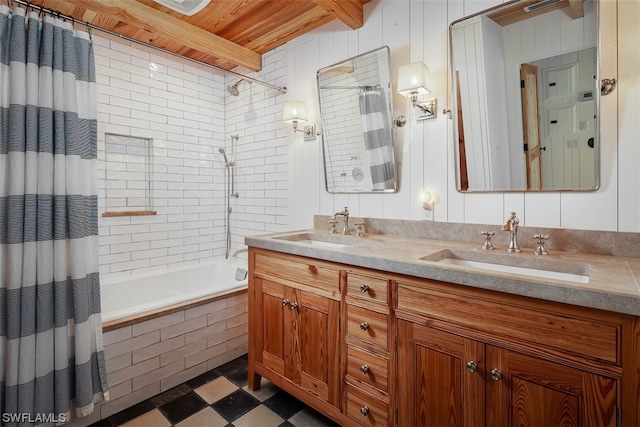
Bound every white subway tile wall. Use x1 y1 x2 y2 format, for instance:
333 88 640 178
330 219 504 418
104 134 153 212
96 35 289 279
96 292 248 421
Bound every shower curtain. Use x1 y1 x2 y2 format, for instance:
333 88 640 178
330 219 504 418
359 88 395 190
0 5 108 424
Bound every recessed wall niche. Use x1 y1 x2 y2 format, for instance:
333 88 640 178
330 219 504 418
102 134 156 217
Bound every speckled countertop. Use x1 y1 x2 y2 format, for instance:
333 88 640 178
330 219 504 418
246 228 640 316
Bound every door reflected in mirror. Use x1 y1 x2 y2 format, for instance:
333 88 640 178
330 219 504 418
451 0 599 192
317 46 399 193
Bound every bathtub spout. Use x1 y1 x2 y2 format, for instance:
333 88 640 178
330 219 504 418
231 248 248 258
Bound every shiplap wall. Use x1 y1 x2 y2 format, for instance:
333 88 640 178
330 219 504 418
285 0 640 233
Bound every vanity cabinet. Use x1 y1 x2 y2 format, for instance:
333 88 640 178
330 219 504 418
248 249 342 413
248 247 639 426
396 277 622 427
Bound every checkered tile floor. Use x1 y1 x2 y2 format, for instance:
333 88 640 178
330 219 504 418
91 355 339 427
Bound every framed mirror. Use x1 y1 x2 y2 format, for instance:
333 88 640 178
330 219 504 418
450 0 599 192
317 46 398 193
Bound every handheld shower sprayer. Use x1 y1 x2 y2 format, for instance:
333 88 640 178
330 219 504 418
218 147 233 167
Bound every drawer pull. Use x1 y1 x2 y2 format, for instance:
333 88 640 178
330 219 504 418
360 364 369 374
466 361 478 373
360 406 369 416
290 302 299 310
490 369 503 381
281 299 289 307
359 284 369 293
359 322 369 331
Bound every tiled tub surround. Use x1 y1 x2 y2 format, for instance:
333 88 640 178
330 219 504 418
73 290 250 426
247 217 640 316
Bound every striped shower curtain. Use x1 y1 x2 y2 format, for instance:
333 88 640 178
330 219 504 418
0 5 108 424
359 88 395 190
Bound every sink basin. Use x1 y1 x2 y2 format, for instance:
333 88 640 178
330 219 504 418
421 249 589 283
272 232 358 249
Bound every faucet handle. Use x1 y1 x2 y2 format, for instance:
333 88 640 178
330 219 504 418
329 218 338 234
480 231 495 250
533 234 549 256
355 222 365 237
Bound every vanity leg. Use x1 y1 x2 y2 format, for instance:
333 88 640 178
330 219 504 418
248 365 261 391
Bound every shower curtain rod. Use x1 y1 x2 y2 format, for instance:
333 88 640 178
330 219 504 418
10 0 287 95
320 84 381 90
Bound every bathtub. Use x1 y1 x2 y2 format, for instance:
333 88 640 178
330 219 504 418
93 258 250 423
100 258 248 323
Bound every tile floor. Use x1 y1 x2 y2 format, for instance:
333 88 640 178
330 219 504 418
91 355 339 427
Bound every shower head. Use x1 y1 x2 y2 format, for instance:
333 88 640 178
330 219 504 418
227 79 243 96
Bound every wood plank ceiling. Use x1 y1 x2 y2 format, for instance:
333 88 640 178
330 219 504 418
26 0 371 71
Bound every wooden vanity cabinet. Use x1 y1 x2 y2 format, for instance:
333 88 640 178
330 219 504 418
249 248 639 426
248 249 342 416
396 277 623 427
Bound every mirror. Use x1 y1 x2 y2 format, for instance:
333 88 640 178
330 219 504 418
450 0 599 192
317 46 398 193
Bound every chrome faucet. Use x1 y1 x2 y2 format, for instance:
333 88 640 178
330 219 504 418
502 212 521 253
331 206 350 235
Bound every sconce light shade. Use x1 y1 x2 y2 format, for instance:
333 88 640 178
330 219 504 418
397 62 436 120
282 100 308 124
397 62 431 97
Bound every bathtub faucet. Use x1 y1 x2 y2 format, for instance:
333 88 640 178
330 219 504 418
231 248 248 258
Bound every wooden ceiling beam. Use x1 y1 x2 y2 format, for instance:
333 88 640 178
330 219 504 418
310 0 365 30
567 0 584 19
60 0 262 71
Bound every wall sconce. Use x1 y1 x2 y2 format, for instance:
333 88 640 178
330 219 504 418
419 190 435 211
283 100 316 141
397 62 437 120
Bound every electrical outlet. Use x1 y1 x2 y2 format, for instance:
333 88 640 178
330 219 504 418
423 207 433 220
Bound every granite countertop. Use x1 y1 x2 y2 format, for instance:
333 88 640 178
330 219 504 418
246 229 640 316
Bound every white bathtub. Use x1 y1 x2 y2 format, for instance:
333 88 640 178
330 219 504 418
100 258 248 323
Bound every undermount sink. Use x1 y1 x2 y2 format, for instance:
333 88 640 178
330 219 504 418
273 232 358 249
421 249 590 283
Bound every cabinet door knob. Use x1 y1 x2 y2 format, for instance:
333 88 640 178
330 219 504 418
360 406 369 416
281 299 289 307
466 361 478 373
359 322 369 331
490 369 503 381
290 302 299 310
359 284 369 293
360 364 369 374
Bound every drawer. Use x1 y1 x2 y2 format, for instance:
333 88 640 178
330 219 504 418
346 271 389 305
254 251 339 294
347 345 388 393
346 304 389 350
345 384 389 427
396 279 621 365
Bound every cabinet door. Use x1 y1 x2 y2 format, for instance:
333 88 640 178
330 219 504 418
293 289 341 408
486 346 618 426
397 319 485 427
258 278 289 377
